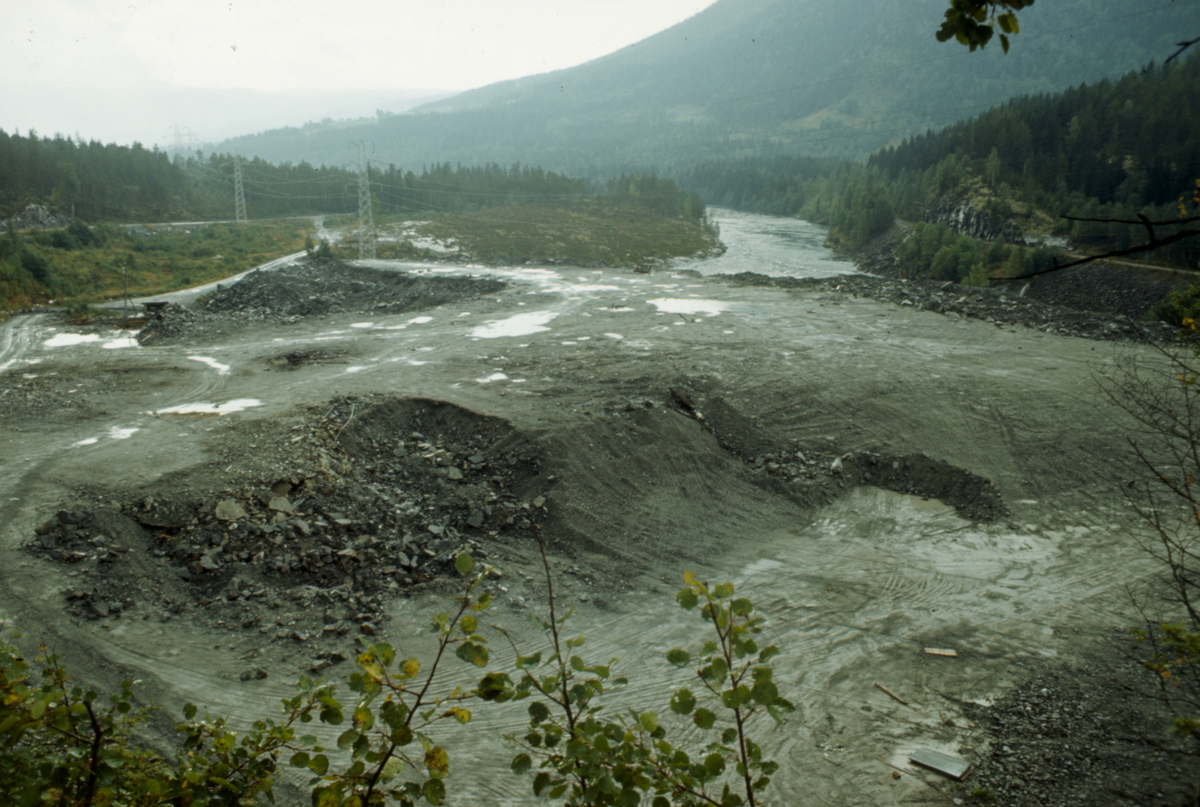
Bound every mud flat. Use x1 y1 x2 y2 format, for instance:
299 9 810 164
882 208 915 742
0 254 1192 805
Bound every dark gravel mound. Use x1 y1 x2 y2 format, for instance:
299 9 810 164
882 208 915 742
203 259 504 321
24 395 549 674
960 639 1195 806
137 258 506 344
719 271 1179 343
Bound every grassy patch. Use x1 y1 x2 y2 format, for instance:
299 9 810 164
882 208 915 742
15 220 313 308
395 202 722 268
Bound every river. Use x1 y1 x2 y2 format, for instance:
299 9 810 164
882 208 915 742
677 207 856 278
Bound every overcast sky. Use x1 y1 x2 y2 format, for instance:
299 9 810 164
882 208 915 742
3 0 719 147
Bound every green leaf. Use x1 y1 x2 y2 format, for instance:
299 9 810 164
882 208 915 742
290 751 310 768
511 754 533 775
639 711 658 732
730 597 752 616
676 588 699 610
313 786 340 807
353 704 374 731
666 648 690 667
533 772 552 796
528 701 550 723
670 688 696 716
423 778 447 805
713 582 734 599
455 553 475 577
704 752 726 777
693 708 717 730
461 615 477 635
570 655 585 672
456 642 479 666
751 679 779 705
183 702 198 720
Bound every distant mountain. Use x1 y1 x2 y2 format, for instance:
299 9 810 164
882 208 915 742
214 0 1199 175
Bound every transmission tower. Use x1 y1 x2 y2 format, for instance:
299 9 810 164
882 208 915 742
233 155 248 224
166 124 198 162
355 141 376 260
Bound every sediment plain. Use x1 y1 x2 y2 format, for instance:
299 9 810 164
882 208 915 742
0 217 1191 805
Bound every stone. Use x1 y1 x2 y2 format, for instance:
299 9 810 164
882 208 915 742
446 467 464 480
269 496 295 514
215 500 248 522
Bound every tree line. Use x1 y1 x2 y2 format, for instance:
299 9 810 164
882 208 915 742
673 52 1200 278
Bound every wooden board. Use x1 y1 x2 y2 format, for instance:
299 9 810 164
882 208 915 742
909 748 971 780
924 648 958 657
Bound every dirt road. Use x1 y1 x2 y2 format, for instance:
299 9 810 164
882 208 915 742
0 244 1188 804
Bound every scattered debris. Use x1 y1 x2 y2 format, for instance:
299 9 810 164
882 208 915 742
875 682 909 705
909 748 971 781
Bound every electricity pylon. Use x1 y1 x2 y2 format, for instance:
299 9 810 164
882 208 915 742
233 156 248 224
355 141 376 260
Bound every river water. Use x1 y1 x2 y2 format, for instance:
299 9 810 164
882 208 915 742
677 207 856 279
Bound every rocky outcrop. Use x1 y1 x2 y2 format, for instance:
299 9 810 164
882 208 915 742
925 195 1027 245
0 204 71 231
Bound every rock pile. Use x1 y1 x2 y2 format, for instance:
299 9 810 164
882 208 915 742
201 260 504 324
0 203 72 231
135 259 506 344
24 395 549 655
719 271 1178 343
731 444 1006 522
961 645 1194 806
925 195 1028 245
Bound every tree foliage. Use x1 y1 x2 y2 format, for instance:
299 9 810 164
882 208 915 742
936 1 1034 53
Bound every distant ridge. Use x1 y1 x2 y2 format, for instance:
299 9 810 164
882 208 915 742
215 0 1200 174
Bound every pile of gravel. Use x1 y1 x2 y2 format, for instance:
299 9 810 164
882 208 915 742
24 395 549 668
136 258 505 344
960 642 1197 806
717 271 1179 343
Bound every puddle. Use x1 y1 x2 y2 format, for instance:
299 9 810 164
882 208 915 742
471 311 558 338
44 331 139 349
647 298 730 316
742 558 784 576
150 399 264 415
44 333 102 347
188 356 230 375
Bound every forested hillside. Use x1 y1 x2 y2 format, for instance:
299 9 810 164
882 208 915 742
212 0 1198 175
673 52 1200 279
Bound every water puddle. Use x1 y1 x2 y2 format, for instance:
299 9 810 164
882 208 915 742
150 399 264 415
188 356 230 375
648 298 730 316
43 330 139 349
471 311 558 338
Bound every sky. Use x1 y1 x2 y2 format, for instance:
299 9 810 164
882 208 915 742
3 0 719 148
